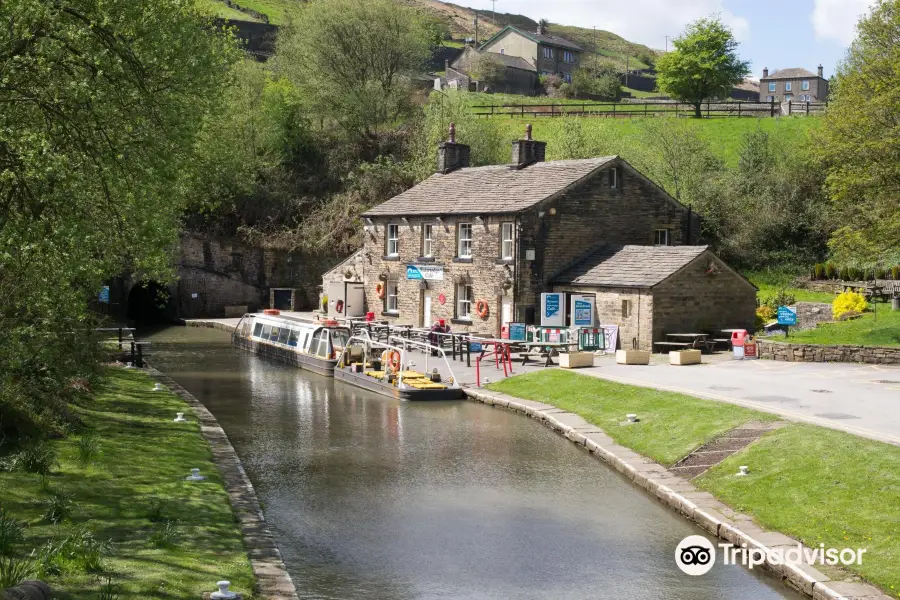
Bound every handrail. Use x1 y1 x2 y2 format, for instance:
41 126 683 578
388 335 460 389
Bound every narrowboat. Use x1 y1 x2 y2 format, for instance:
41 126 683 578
334 335 464 401
232 312 351 377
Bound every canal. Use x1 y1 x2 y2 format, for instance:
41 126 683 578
146 326 802 600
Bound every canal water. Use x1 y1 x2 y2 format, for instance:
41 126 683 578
146 326 802 600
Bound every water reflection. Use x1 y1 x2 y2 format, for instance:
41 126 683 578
146 326 802 600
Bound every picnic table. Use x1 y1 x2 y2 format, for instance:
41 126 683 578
518 341 579 367
655 333 714 353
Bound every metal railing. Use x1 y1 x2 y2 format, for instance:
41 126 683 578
471 99 827 119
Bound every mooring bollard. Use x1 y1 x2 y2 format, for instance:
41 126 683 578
209 581 239 600
174 412 188 422
626 413 638 423
153 383 165 392
736 465 750 477
185 468 205 481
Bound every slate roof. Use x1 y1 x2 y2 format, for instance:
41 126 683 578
482 25 583 53
488 51 536 72
362 157 617 217
762 68 818 80
553 244 709 288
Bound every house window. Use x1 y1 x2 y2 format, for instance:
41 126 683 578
785 94 793 102
457 284 473 320
621 299 631 319
386 281 399 313
422 224 433 257
500 48 505 54
768 82 776 92
386 224 399 256
785 81 792 92
610 167 619 189
562 71 572 83
541 71 552 77
802 80 810 91
654 229 670 246
542 47 553 59
458 223 473 258
766 95 774 102
501 222 514 260
563 51 574 63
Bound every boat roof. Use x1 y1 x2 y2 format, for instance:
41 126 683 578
250 314 349 329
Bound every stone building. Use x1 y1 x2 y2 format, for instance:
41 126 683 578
356 124 753 347
553 245 756 350
480 24 583 83
759 66 829 103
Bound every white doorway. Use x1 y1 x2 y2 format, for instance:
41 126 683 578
422 290 432 327
501 296 513 325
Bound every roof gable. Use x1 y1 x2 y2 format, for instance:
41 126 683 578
553 244 710 288
763 68 818 80
481 25 582 53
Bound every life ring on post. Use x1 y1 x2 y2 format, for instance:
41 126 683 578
335 299 344 313
388 350 401 372
376 283 385 299
475 299 490 319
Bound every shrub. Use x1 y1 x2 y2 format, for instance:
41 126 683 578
34 528 110 575
0 556 34 589
42 491 73 524
813 263 825 279
146 498 167 523
833 290 868 319
98 577 121 600
149 520 178 549
848 266 862 281
755 305 777 330
76 432 100 465
321 294 328 312
893 266 900 280
839 266 850 280
19 442 56 475
761 290 796 310
875 267 886 280
0 508 25 556
825 262 837 279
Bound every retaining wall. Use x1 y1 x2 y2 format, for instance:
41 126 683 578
758 340 900 364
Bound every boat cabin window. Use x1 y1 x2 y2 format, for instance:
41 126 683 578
269 326 280 342
253 323 263 337
260 324 271 339
278 328 290 345
315 330 331 358
288 330 299 347
331 329 349 349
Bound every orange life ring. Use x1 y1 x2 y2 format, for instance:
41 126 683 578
376 283 385 299
475 299 490 319
388 350 401 372
335 299 344 313
264 309 280 315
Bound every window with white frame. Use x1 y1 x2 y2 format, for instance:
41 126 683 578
457 284 473 319
802 80 810 91
458 223 473 258
542 47 553 59
785 94 793 101
386 281 399 313
386 224 399 256
501 222 514 260
562 71 572 83
785 81 792 92
563 51 574 63
654 229 670 246
422 224 433 257
768 82 776 92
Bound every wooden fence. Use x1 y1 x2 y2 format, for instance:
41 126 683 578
471 99 828 119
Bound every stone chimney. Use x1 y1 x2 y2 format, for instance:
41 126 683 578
818 64 824 78
437 123 471 174
762 67 769 78
510 124 547 169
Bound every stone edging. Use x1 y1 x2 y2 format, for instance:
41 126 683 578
464 388 885 600
185 320 238 334
145 366 298 600
758 339 900 365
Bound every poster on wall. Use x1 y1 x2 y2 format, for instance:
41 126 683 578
569 294 595 327
541 293 564 327
600 325 619 354
406 264 444 281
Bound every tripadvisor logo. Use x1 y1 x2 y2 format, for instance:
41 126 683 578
675 535 867 576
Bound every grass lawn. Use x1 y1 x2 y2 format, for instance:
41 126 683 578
486 370 774 465
746 269 837 304
781 308 900 347
0 367 254 599
698 424 900 597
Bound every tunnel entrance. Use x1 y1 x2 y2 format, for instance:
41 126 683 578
127 282 178 324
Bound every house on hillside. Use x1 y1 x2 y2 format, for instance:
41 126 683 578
443 23 582 93
759 66 829 103
353 124 755 350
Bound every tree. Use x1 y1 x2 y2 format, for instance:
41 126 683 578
815 0 900 266
655 17 749 117
571 66 621 100
0 0 238 439
469 53 507 90
274 0 434 140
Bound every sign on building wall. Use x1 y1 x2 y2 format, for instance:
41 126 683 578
570 294 595 327
406 264 444 281
541 293 565 327
98 286 110 304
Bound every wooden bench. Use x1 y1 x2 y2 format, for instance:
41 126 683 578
654 341 691 353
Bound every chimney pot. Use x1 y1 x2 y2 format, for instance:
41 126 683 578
762 67 769 78
437 123 470 174
525 124 532 141
818 64 824 78
511 124 546 169
448 122 456 144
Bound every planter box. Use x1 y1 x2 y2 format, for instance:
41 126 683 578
616 350 650 365
560 352 594 369
670 349 702 365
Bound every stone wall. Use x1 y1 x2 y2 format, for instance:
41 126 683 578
552 285 653 351
796 302 832 330
758 340 900 364
651 252 757 340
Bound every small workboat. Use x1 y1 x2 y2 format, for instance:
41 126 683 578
334 335 464 401
232 312 351 377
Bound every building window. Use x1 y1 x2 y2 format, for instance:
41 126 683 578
621 299 631 319
562 71 572 83
542 47 553 59
654 229 670 246
500 48 505 54
802 80 810 91
768 82 776 92
501 222 514 260
386 281 399 313
766 95 774 102
541 70 552 77
785 94 793 101
457 284 473 319
563 51 574 63
458 223 473 258
610 167 619 189
785 81 792 92
422 224 433 257
386 224 399 256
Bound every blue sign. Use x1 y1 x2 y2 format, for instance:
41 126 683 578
545 295 560 318
98 286 110 304
469 342 483 352
508 323 526 342
574 299 592 326
405 264 443 281
777 306 798 326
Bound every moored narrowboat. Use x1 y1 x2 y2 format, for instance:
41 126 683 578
232 312 351 377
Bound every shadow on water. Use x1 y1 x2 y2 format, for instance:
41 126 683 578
146 327 804 600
